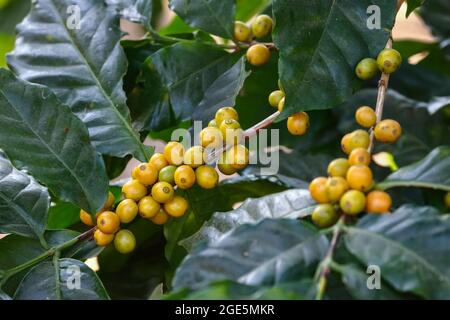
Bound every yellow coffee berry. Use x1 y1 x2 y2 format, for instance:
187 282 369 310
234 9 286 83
355 106 377 128
94 229 115 247
246 44 270 66
134 163 158 186
164 195 189 218
348 130 370 152
114 230 136 254
340 190 366 215
80 210 94 227
269 90 285 108
220 119 243 145
196 165 219 189
97 211 120 234
377 48 402 74
309 177 330 204
116 199 139 223
122 179 147 201
164 141 185 166
327 158 350 178
341 133 352 155
374 119 402 143
138 196 160 219
215 107 239 127
346 165 373 192
278 97 285 112
311 204 340 228
348 148 371 166
151 182 175 203
252 14 273 38
366 191 392 213
226 145 249 170
151 209 169 225
234 21 251 42
183 146 205 168
174 165 196 189
218 152 237 175
200 126 223 149
325 177 349 202
149 153 169 171
287 112 309 136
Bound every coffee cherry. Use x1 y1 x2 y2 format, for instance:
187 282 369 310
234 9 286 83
159 165 177 185
138 196 160 219
151 182 175 203
309 177 330 204
326 177 349 202
340 190 366 215
349 148 371 166
220 119 243 145
269 90 285 108
174 165 196 189
287 112 309 136
184 146 205 168
208 119 218 127
215 107 239 128
164 195 189 218
327 158 350 178
355 106 377 128
312 204 340 228
218 152 237 175
97 211 120 234
278 97 285 112
114 230 136 254
200 126 223 148
366 191 392 213
94 229 114 246
348 130 370 152
346 165 373 192
151 209 169 225
234 21 251 42
80 210 94 226
252 14 273 39
377 48 402 74
246 44 270 66
341 133 352 155
103 192 115 210
122 180 147 201
149 153 169 172
226 145 249 170
445 192 450 208
355 58 378 80
164 141 185 166
374 119 402 143
134 163 158 186
116 199 138 223
196 165 219 189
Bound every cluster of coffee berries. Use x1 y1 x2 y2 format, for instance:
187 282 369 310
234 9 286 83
309 105 402 228
234 15 273 66
268 82 310 136
355 48 402 80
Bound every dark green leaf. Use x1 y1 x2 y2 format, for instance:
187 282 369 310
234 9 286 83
421 0 450 40
0 0 30 34
47 201 80 230
406 0 424 17
344 205 450 299
236 0 271 21
273 0 396 116
173 219 329 290
107 0 153 28
159 15 195 35
7 0 149 161
378 147 450 192
0 234 45 271
169 0 235 38
15 258 109 300
0 69 109 215
0 151 49 239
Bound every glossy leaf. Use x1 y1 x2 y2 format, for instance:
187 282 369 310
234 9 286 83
345 205 450 299
181 188 316 253
107 0 153 28
0 234 45 271
0 151 49 239
421 0 450 40
406 0 423 17
236 0 271 21
378 147 450 192
0 69 109 215
15 258 109 300
169 0 235 38
272 0 396 116
173 219 329 290
7 0 149 161
47 201 80 230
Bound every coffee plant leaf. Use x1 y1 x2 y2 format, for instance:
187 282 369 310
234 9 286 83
106 0 153 28
406 0 424 17
421 0 450 40
236 0 271 21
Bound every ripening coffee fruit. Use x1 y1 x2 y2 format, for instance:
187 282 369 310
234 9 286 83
355 58 378 80
164 141 185 166
220 119 243 145
377 48 402 74
311 204 340 228
116 199 138 224
97 211 120 234
149 153 169 172
341 133 352 155
246 44 270 66
346 165 373 192
374 119 402 143
234 21 251 42
134 163 158 186
365 191 392 213
349 148 371 166
183 146 205 168
445 192 450 208
80 210 94 226
151 209 169 225
151 182 175 203
340 190 366 215
348 130 370 152
174 165 196 189
159 165 177 185
114 230 136 254
164 195 189 218
103 192 116 210
309 177 330 204
208 119 217 127
327 158 350 178
326 177 349 202
252 14 273 38
215 107 239 127
278 97 285 112
94 229 115 246
355 106 377 128
218 152 237 175
196 165 219 189
200 126 223 148
226 145 249 170
287 112 309 136
138 196 160 219
122 179 147 201
269 90 285 108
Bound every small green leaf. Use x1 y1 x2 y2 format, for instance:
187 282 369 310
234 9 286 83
47 201 80 230
14 258 109 300
0 151 49 239
406 0 424 17
236 0 271 21
0 69 109 215
378 147 450 192
169 0 235 38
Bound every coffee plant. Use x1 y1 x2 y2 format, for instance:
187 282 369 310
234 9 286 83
0 0 449 300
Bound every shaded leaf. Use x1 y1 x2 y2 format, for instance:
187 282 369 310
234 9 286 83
47 201 80 230
107 0 153 28
421 0 450 40
236 0 271 21
406 0 424 17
